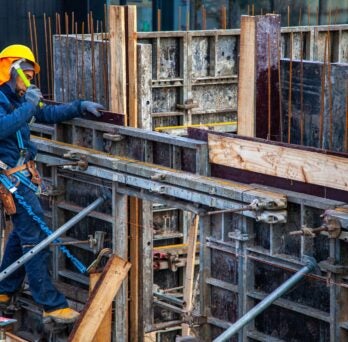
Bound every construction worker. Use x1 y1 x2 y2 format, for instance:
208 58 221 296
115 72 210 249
0 44 104 324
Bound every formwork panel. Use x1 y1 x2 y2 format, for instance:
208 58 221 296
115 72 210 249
191 36 211 77
253 261 330 312
254 222 270 251
211 287 238 323
211 250 238 284
191 111 237 125
216 36 238 76
254 305 330 341
191 84 236 111
152 87 181 113
157 38 181 79
281 60 348 151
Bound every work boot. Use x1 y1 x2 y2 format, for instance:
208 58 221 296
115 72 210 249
0 294 11 309
43 307 80 324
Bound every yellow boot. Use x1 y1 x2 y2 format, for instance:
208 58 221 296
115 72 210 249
43 307 80 324
0 294 11 308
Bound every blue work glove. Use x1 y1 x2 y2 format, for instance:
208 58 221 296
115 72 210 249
81 101 104 118
25 85 43 107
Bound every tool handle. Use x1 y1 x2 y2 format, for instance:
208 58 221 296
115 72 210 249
16 68 45 108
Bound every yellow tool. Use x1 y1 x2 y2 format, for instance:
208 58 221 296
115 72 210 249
11 58 44 108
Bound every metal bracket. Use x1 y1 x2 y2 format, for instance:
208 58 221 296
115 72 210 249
88 231 106 253
255 210 287 224
318 258 348 275
167 253 180 272
228 230 254 242
47 152 88 171
149 184 166 194
289 217 342 239
176 99 199 110
102 133 124 142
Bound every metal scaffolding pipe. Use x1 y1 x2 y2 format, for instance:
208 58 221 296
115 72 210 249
213 259 316 342
0 196 104 282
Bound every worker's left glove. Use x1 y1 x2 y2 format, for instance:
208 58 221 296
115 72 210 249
25 85 43 107
81 101 104 118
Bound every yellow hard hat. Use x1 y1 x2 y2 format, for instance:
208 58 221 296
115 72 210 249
0 44 40 74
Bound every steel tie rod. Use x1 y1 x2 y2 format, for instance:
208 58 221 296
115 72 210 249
213 258 317 342
0 196 105 283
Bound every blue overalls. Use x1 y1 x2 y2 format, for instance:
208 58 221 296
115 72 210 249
0 84 83 311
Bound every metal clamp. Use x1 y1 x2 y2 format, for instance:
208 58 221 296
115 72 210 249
228 230 254 242
87 247 112 273
47 152 88 171
319 258 348 275
290 218 341 239
255 210 287 224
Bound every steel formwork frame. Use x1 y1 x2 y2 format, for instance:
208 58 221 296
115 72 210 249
22 117 346 341
26 118 286 340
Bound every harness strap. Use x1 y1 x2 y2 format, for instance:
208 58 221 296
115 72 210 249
4 161 42 185
3 163 27 176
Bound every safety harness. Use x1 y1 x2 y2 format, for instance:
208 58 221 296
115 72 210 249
0 92 87 273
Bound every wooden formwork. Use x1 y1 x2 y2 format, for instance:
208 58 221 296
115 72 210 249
20 7 348 342
52 23 348 136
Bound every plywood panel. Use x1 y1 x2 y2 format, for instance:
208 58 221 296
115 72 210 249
208 133 348 192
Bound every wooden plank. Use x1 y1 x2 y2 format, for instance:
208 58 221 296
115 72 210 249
237 15 281 140
137 44 153 130
5 332 28 342
126 5 138 128
68 255 131 342
182 215 199 336
126 8 140 341
89 272 112 342
109 6 127 120
208 133 348 192
237 16 256 137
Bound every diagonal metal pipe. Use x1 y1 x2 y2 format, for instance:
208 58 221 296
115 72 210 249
0 196 104 282
213 258 317 342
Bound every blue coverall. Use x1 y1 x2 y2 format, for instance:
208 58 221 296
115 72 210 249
0 84 83 311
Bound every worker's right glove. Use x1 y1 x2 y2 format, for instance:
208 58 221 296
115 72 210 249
25 85 43 107
81 101 104 118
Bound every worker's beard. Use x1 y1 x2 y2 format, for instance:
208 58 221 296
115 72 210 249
16 86 25 97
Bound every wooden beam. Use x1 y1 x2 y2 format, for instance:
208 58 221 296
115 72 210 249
237 15 281 140
208 133 348 192
68 255 131 342
125 7 140 341
5 332 28 342
109 6 127 121
89 272 112 342
126 5 138 128
237 16 256 137
182 215 199 336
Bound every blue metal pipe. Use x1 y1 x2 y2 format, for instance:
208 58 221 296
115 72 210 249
213 259 317 342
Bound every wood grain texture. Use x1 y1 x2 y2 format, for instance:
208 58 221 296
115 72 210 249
237 16 256 137
109 6 127 118
68 255 131 342
208 133 348 192
126 5 138 128
89 273 112 342
125 6 140 341
182 215 199 336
